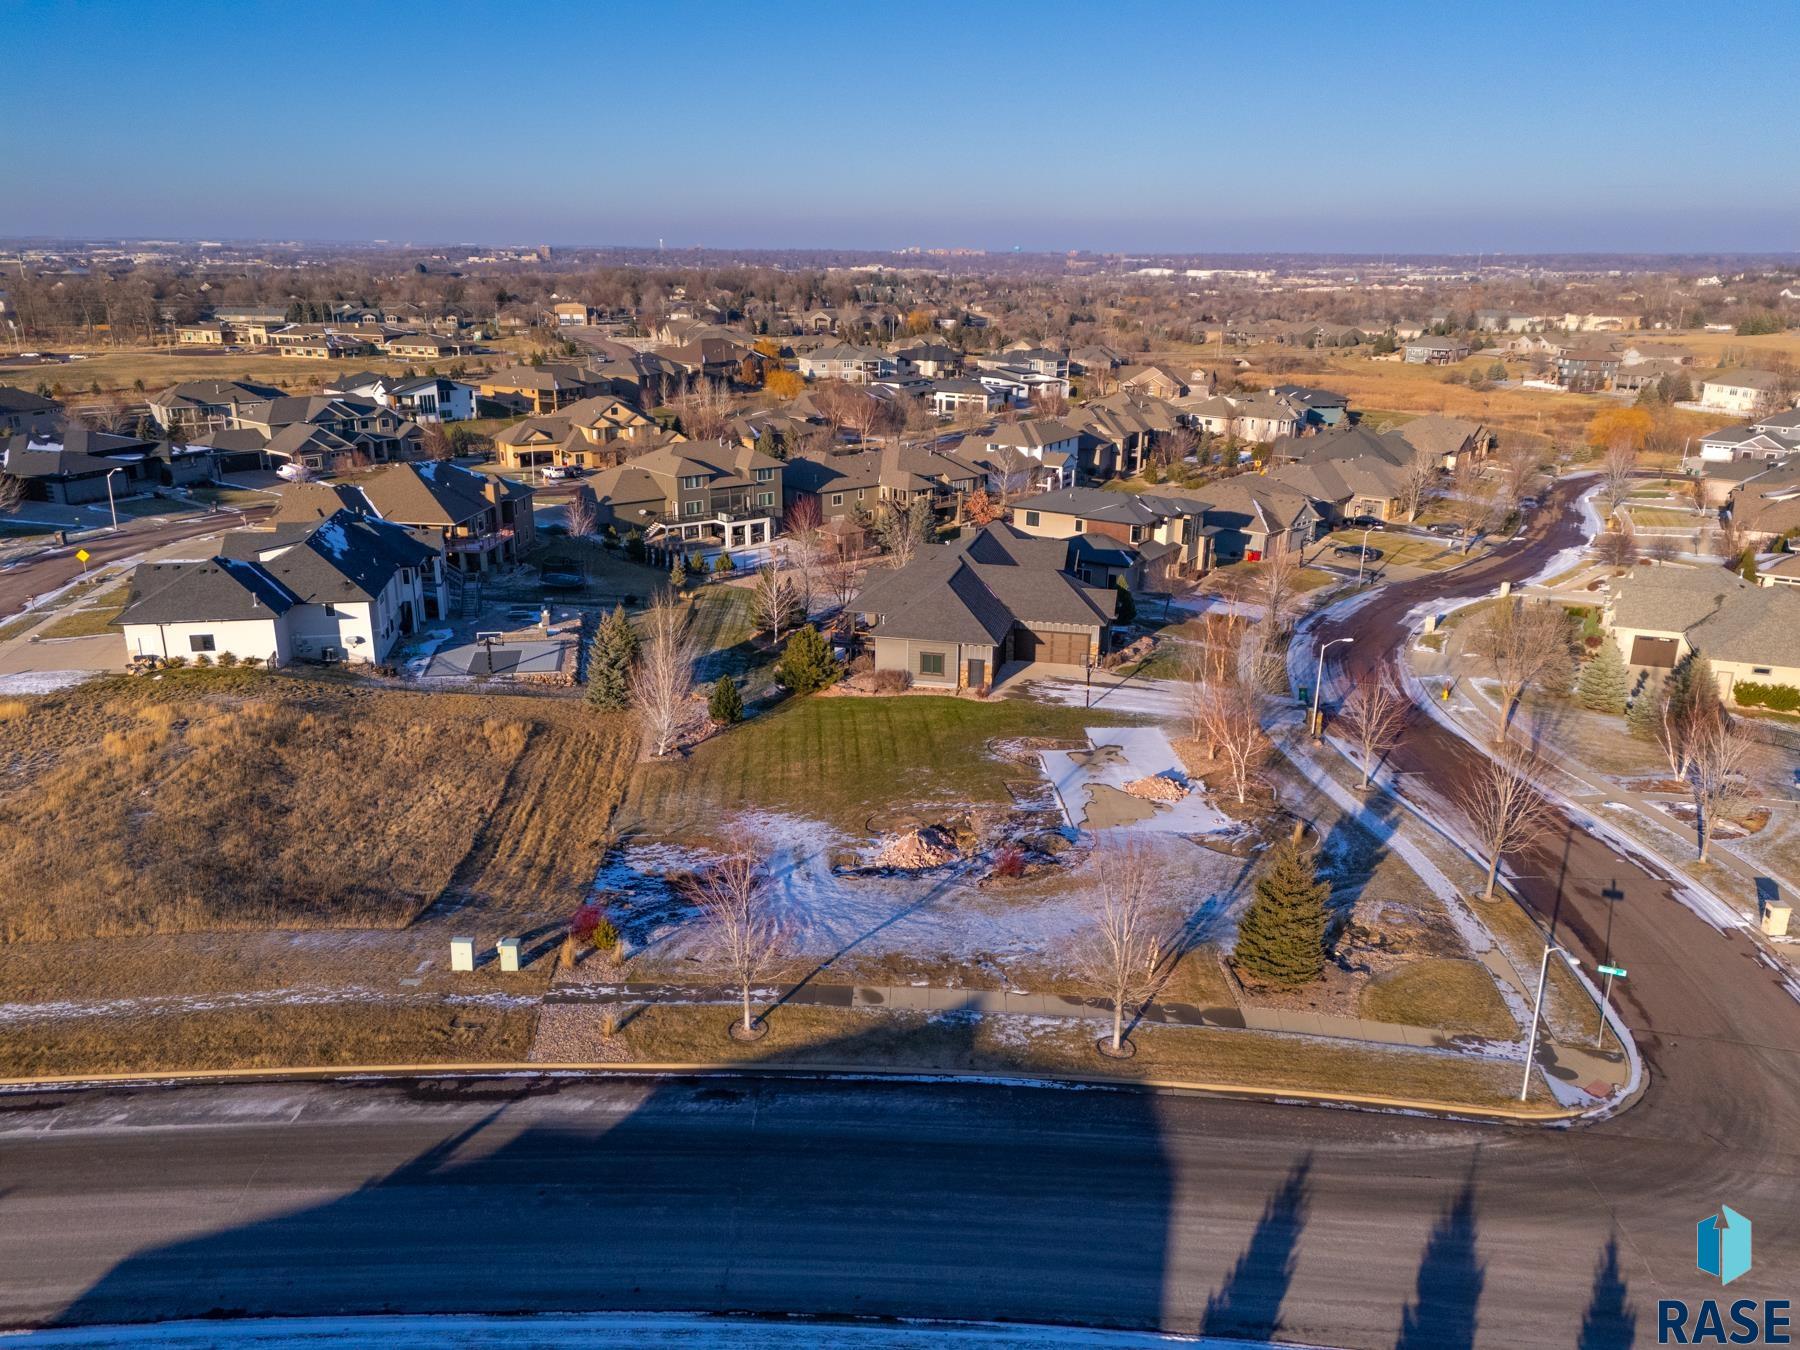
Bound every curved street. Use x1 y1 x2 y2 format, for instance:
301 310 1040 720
1 480 1796 1346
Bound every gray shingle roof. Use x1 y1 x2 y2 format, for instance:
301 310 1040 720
116 558 299 626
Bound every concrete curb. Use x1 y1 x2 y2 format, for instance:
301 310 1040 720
0 1060 1587 1124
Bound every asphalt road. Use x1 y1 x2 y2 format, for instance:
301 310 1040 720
0 508 272 619
1 478 1796 1346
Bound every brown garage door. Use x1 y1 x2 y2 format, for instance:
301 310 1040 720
1021 627 1087 665
1628 635 1679 668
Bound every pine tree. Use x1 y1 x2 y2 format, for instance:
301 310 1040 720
708 674 744 725
1113 576 1136 624
669 554 688 589
776 624 840 694
1626 678 1664 740
1233 833 1331 988
1740 550 1759 583
585 604 638 710
713 550 734 575
1576 639 1630 714
1669 649 1721 727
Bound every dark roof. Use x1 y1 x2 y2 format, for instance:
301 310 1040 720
1011 486 1160 526
221 511 437 604
0 386 59 415
116 558 300 626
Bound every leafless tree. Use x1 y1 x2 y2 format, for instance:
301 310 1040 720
687 838 783 1038
564 486 598 538
1253 537 1303 634
416 421 455 462
632 591 700 758
1686 716 1750 863
1466 598 1575 744
1443 459 1500 547
822 553 863 610
871 496 932 567
1459 745 1556 899
1600 445 1638 513
1199 678 1271 806
1642 533 1681 564
751 563 802 641
782 496 825 613
986 441 1035 505
1495 441 1540 513
1179 650 1212 747
0 472 24 516
674 384 733 443
1337 668 1410 789
1712 515 1747 562
1078 841 1161 1055
1595 520 1638 568
1395 455 1440 523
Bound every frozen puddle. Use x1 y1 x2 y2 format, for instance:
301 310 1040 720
1040 727 1232 835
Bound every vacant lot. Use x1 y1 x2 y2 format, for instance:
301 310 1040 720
0 669 638 942
621 693 1129 835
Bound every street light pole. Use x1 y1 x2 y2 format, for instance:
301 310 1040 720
1311 636 1354 739
105 468 122 532
1521 942 1579 1101
1356 524 1374 585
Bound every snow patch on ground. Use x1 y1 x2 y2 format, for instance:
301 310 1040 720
0 669 97 694
1038 726 1233 835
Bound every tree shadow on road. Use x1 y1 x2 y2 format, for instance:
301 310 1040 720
1199 1153 1312 1342
1395 1163 1484 1350
1577 1233 1637 1350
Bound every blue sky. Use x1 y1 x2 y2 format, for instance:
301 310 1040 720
4 0 1797 252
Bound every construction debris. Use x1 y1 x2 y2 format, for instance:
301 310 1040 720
1123 773 1188 802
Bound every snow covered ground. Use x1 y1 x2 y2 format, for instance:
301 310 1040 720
1039 727 1232 835
0 670 95 694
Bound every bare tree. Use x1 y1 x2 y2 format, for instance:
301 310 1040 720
822 552 863 610
1252 537 1304 635
1600 445 1638 513
1459 745 1556 899
1642 533 1681 564
1337 668 1410 789
564 485 598 539
416 421 455 462
1078 841 1160 1056
1595 520 1638 568
1466 599 1575 744
1686 716 1749 863
1495 441 1540 514
0 472 24 517
986 440 1034 505
782 496 825 613
871 496 933 567
751 563 802 640
632 591 700 758
1443 459 1500 548
1395 454 1440 524
1199 678 1271 805
674 384 733 443
687 838 783 1039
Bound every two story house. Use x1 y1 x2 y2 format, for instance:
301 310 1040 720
589 441 783 552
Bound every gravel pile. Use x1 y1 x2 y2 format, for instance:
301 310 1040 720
1123 773 1188 802
873 826 960 870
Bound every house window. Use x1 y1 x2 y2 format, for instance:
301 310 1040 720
680 475 707 490
831 493 844 507
918 651 946 677
755 468 774 482
1074 519 1085 532
1025 511 1040 527
757 492 774 507
188 634 216 653
684 500 703 517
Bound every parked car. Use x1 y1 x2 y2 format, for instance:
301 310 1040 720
1428 522 1465 537
1333 544 1384 561
1346 515 1386 530
541 465 580 480
1519 496 1540 511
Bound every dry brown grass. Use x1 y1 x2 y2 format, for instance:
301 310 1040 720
0 671 638 942
0 699 28 721
0 1001 538 1078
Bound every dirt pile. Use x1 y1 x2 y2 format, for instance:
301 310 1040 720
873 826 959 870
1123 773 1187 802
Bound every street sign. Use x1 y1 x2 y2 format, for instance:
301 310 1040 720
74 549 89 562
1597 964 1627 978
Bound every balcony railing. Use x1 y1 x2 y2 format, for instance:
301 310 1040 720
445 527 514 553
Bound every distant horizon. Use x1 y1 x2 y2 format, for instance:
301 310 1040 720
5 0 1798 252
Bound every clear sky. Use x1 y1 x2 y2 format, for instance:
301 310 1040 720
5 0 1797 253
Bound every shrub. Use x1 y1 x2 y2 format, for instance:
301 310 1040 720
1734 681 1800 711
193 653 213 667
776 624 840 694
990 844 1027 879
590 915 620 951
708 674 744 724
0 699 28 721
871 668 913 694
712 550 735 575
216 651 238 668
570 902 620 952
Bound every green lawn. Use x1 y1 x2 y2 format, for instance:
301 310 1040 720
688 586 781 698
622 693 1130 834
1623 505 1699 527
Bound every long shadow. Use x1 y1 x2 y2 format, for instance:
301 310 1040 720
1199 1154 1313 1341
41 1010 1178 1333
1577 1233 1637 1350
1395 1165 1484 1350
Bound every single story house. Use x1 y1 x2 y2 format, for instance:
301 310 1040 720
1605 562 1800 701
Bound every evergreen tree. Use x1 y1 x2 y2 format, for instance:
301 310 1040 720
713 550 734 575
1576 639 1630 714
669 554 688 589
776 624 840 694
1626 678 1664 740
708 674 744 724
1739 550 1759 583
1669 649 1722 727
1233 833 1331 988
585 604 638 710
625 529 646 562
1113 576 1136 624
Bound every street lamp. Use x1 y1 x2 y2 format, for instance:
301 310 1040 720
1520 942 1580 1101
104 467 123 532
1356 524 1375 585
1310 636 1354 739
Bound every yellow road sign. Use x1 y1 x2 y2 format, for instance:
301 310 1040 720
75 549 90 562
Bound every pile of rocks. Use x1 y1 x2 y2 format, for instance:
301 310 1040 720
1123 773 1187 802
873 826 959 870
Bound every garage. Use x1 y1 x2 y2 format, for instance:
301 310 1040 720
1013 625 1089 666
1628 635 1679 668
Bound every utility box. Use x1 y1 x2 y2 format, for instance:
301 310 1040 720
1498 581 1511 597
497 937 522 972
451 936 476 972
1422 614 1439 635
1763 902 1792 939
